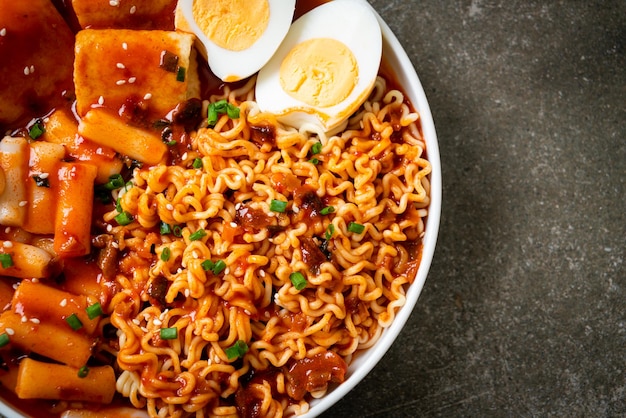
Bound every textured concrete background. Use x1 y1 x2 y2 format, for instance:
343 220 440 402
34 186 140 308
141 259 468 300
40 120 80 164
323 1 625 417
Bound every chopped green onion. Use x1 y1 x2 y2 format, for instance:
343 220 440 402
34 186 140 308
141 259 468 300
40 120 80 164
347 222 365 234
325 224 335 241
66 313 83 331
165 140 177 146
77 365 90 378
28 122 45 139
290 271 307 290
160 327 177 340
161 247 171 262
192 157 203 169
309 157 319 165
311 142 322 155
104 174 124 190
225 340 248 360
160 222 172 235
189 229 207 241
269 199 287 213
172 225 183 237
32 175 50 188
212 260 227 275
0 333 9 348
0 253 13 269
201 259 226 275
207 99 240 126
176 66 186 82
320 206 335 215
201 259 215 272
115 198 123 213
115 211 134 226
85 302 103 320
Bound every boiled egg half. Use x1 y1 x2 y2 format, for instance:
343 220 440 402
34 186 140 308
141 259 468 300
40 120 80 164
176 0 296 82
255 0 382 134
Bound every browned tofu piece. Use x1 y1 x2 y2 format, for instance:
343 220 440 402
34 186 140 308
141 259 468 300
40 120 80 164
0 0 74 128
71 0 177 29
74 29 200 121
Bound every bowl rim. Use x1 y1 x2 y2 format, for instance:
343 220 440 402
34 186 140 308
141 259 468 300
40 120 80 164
298 2 442 417
0 2 441 417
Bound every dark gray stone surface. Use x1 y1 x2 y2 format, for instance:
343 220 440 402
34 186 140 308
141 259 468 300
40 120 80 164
323 1 625 417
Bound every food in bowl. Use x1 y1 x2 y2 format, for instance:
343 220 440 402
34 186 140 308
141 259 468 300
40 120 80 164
0 0 439 417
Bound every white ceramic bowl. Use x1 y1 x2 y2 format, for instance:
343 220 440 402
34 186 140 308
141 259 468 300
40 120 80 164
298 2 442 417
0 2 440 417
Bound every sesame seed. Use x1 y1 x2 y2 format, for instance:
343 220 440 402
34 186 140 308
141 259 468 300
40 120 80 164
29 65 35 73
5 328 14 336
0 28 6 37
60 298 67 307
244 309 251 316
39 172 49 179
111 241 119 249
31 278 38 283
116 63 125 69
21 316 27 323
230 222 237 228
116 79 126 85
153 318 162 326
132 318 141 325
30 318 40 324
181 152 188 160
18 200 27 207
166 204 174 211
98 96 104 105
12 283 18 290
106 224 113 232
184 289 190 297
259 270 266 277
141 327 148 333
143 93 152 100
224 268 230 275
235 203 241 210
122 42 128 50
109 0 119 6
130 5 137 14
23 66 30 75
128 76 136 83
4 227 9 233
3 241 12 248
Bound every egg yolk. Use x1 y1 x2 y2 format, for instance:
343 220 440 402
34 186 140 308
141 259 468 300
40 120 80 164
192 0 269 51
279 38 358 108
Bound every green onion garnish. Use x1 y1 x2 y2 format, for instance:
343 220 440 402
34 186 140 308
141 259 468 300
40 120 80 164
0 253 13 269
311 142 322 155
176 66 186 82
192 158 203 169
160 222 172 235
85 302 103 320
77 365 90 378
224 340 248 360
165 140 177 146
207 99 240 126
115 211 134 226
0 333 9 348
290 272 307 290
201 259 215 272
66 313 83 331
212 260 226 275
32 175 50 188
347 222 365 234
269 199 287 213
160 327 177 340
309 158 319 165
325 224 335 241
320 206 335 215
161 247 171 262
104 174 124 190
28 122 45 139
189 229 207 241
115 197 123 213
172 225 183 237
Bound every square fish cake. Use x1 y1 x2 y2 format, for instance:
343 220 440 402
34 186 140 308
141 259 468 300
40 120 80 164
74 29 199 120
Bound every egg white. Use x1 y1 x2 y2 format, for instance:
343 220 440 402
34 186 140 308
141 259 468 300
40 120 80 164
178 0 296 82
255 0 382 134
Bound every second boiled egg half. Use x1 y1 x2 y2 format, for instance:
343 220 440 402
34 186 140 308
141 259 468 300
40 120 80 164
255 0 382 134
176 0 296 82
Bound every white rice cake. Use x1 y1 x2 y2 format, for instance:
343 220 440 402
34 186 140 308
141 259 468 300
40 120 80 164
71 0 177 29
74 29 200 120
